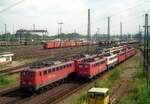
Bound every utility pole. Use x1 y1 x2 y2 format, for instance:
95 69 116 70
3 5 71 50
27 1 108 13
33 24 35 31
4 24 8 43
57 23 60 38
107 16 110 41
143 14 149 90
87 9 91 54
13 24 15 34
5 24 7 34
120 22 122 41
138 25 141 43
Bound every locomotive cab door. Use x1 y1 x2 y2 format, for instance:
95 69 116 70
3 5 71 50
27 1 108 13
38 71 43 87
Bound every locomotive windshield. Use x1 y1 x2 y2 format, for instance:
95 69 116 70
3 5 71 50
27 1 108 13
78 64 88 69
21 71 35 77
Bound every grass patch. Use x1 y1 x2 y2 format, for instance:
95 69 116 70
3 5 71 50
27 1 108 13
0 74 20 90
118 53 150 104
119 69 150 104
0 75 10 85
72 55 138 104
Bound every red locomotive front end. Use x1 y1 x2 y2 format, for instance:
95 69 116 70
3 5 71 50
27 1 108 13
77 58 107 79
20 69 39 91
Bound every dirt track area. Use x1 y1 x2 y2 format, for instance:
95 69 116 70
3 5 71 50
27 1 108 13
109 64 136 104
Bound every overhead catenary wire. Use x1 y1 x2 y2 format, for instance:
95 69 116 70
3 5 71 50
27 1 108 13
0 0 26 34
96 1 150 34
0 0 26 14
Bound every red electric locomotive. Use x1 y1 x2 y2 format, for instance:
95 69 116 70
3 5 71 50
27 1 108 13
77 57 107 79
74 54 97 70
20 60 75 92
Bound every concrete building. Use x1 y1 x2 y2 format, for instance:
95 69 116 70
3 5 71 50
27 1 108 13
0 52 14 64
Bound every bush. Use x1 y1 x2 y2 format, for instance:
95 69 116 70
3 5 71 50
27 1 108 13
0 76 10 85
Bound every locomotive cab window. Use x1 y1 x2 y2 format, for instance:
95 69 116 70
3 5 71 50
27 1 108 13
44 70 48 75
48 69 51 73
60 66 63 70
22 71 35 77
56 67 59 71
65 64 68 68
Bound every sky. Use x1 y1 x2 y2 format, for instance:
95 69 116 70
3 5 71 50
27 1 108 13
0 0 149 36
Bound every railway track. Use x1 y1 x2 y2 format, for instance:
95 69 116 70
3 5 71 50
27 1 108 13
2 45 97 60
0 52 86 75
0 45 97 75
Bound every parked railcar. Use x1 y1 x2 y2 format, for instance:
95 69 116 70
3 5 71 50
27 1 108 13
43 42 55 49
104 53 118 69
77 58 107 79
110 48 126 63
43 41 97 49
20 60 75 92
126 48 136 59
74 54 97 70
118 49 126 63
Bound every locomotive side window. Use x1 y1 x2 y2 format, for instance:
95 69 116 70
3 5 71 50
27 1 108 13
48 69 51 73
60 66 63 70
30 72 35 77
52 68 55 72
66 64 69 67
65 64 68 68
44 70 48 75
56 66 60 71
56 67 59 71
